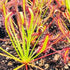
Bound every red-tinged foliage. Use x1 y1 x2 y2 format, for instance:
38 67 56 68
59 47 70 64
0 1 70 70
37 34 50 53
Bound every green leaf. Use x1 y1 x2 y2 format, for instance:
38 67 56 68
31 35 49 60
14 64 25 70
65 0 70 14
27 8 34 56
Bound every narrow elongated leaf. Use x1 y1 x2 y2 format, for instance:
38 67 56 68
21 25 27 57
38 35 49 53
31 35 49 60
58 19 70 43
10 19 24 59
27 8 34 56
3 4 6 17
65 0 70 14
14 64 25 70
19 12 24 24
64 49 69 63
0 47 22 62
5 13 24 59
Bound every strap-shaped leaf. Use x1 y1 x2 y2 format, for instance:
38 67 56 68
39 35 49 53
3 4 6 17
5 12 24 60
31 35 49 60
5 0 8 4
0 47 22 63
27 8 34 56
66 0 70 14
64 49 69 63
14 64 25 70
10 18 24 59
58 19 70 43
5 15 22 59
19 12 24 24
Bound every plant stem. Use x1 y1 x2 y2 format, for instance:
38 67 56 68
30 51 57 63
25 64 28 70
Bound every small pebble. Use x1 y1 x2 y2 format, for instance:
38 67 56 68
39 59 45 66
6 57 9 60
7 61 13 66
15 54 19 57
64 64 69 69
2 44 6 47
53 54 60 61
36 61 39 64
55 68 58 70
5 41 8 45
2 60 4 62
6 47 10 51
45 64 49 69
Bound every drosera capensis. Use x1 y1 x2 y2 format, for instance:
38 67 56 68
0 0 58 70
0 0 70 69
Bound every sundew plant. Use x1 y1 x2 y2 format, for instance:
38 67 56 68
0 0 52 70
0 0 70 70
